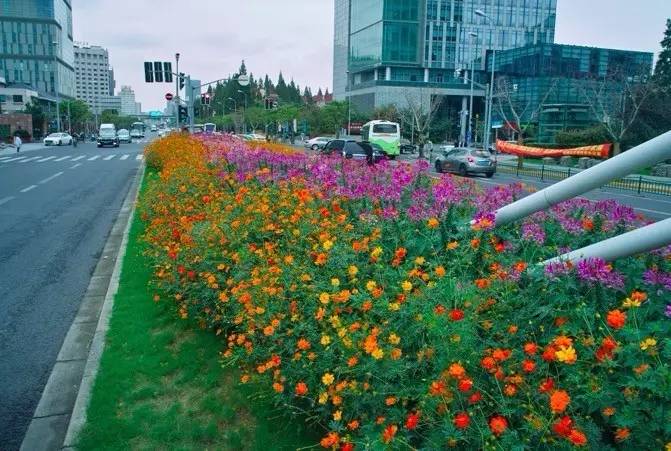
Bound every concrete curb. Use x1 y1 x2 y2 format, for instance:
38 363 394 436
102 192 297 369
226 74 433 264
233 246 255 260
19 162 146 451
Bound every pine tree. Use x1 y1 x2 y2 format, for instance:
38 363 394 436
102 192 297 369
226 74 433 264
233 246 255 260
238 59 248 75
654 19 671 90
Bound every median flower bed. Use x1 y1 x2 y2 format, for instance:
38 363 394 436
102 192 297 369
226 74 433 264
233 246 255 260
141 134 671 450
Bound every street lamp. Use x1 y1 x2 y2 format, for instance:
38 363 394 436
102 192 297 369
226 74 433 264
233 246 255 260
237 89 247 134
52 40 61 132
476 9 496 151
467 32 477 146
346 70 351 137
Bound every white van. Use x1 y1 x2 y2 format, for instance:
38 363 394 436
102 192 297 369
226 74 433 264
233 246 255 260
98 123 119 148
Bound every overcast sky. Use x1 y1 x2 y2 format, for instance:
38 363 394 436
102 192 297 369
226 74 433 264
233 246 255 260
73 0 670 111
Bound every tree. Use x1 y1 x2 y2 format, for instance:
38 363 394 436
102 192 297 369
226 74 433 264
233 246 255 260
244 106 267 133
23 102 46 138
320 101 349 137
494 76 558 143
654 18 671 91
371 105 400 122
399 89 443 158
60 99 91 133
579 69 655 154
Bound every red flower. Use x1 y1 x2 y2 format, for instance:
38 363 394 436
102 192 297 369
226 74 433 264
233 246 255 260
539 378 555 393
340 443 354 451
295 382 308 396
382 424 398 443
606 309 626 330
552 416 573 437
480 356 496 371
522 359 536 373
449 309 464 321
405 412 420 430
489 415 508 436
454 412 470 429
542 345 557 362
468 391 482 404
523 342 538 355
458 378 473 392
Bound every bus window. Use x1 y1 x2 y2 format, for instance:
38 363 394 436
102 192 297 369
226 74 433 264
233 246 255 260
373 123 398 134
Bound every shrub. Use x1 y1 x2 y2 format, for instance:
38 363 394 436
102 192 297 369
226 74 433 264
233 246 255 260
140 134 671 450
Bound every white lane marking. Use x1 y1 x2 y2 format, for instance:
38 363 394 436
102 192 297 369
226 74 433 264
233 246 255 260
54 155 72 162
120 154 129 160
0 156 13 161
71 155 86 161
0 196 15 205
5 156 29 162
70 163 83 169
19 156 42 163
37 156 57 162
39 171 64 184
136 154 143 160
20 185 38 193
88 155 100 161
103 155 115 161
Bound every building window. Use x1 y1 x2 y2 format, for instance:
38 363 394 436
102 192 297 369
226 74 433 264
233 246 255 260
13 94 23 103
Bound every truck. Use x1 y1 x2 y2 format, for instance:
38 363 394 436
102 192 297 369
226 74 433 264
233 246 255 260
97 123 119 148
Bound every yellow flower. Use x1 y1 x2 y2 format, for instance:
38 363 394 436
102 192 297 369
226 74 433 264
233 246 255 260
333 410 342 421
319 292 331 304
555 346 577 364
665 442 671 451
621 297 641 308
331 278 340 287
348 265 358 277
401 280 413 292
318 392 328 404
414 256 425 265
427 217 439 228
321 335 331 346
322 373 335 385
640 337 657 351
372 348 384 359
370 246 383 258
388 302 400 311
388 333 401 345
366 280 377 292
446 241 459 250
322 240 334 250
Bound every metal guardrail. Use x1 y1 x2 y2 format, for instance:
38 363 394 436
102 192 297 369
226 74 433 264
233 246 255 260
497 161 671 197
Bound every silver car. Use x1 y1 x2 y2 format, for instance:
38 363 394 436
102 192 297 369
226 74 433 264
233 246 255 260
435 147 496 178
304 137 332 151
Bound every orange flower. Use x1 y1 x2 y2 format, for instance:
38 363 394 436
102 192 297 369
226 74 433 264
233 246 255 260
385 396 397 406
504 384 517 396
550 390 571 413
602 407 616 417
320 432 340 448
568 429 587 446
489 415 508 436
524 343 538 356
614 427 630 442
606 309 627 330
435 266 446 277
347 356 358 367
382 424 398 443
272 382 284 393
522 359 536 373
427 217 439 228
347 419 359 430
295 382 308 396
429 380 447 396
454 412 470 429
448 362 466 379
405 412 420 430
457 378 473 392
297 338 311 351
475 278 490 289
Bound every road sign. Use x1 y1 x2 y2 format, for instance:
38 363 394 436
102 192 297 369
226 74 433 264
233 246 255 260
237 74 250 86
165 92 174 101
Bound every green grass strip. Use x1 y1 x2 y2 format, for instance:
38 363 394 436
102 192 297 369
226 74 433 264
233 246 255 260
78 169 319 450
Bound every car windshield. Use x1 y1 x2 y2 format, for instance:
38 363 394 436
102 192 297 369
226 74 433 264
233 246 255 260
48 133 60 138
470 150 490 158
373 124 397 134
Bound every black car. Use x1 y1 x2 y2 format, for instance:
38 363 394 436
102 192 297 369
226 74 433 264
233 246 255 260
400 139 417 154
342 141 386 164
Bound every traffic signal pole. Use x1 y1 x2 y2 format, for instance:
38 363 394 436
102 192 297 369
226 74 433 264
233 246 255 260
175 53 180 130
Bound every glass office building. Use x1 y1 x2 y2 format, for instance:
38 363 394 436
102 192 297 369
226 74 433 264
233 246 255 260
0 0 75 100
489 43 653 143
333 0 556 112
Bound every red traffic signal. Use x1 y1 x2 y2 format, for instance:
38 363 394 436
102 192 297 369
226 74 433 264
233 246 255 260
165 92 174 101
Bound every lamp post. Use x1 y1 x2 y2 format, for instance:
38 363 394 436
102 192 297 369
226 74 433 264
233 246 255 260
237 89 247 134
467 32 477 146
52 40 61 132
476 9 496 151
175 52 180 129
226 97 237 132
346 70 351 137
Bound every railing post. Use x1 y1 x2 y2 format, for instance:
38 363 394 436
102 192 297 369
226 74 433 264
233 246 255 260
541 164 545 181
567 167 571 178
637 175 643 195
516 163 519 177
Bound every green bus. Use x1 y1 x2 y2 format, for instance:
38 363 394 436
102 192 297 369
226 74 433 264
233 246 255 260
361 120 401 158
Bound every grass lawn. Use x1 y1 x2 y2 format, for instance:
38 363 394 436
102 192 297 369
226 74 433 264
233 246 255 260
77 169 319 450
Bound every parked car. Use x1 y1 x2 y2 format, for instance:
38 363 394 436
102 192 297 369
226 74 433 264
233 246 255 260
400 139 417 154
117 129 131 143
304 136 332 151
342 141 387 164
43 132 73 146
321 139 347 155
434 147 496 177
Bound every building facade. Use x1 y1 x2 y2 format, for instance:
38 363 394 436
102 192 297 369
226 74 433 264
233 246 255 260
0 0 75 100
334 0 556 113
98 94 121 113
118 85 139 116
74 43 114 114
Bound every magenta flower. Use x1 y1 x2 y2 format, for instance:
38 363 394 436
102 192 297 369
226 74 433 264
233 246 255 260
576 258 624 289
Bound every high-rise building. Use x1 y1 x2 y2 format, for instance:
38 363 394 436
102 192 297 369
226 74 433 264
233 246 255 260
119 85 139 116
108 68 116 96
74 44 114 114
0 0 75 99
333 0 556 112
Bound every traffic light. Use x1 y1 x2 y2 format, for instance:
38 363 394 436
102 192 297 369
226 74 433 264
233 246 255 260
178 106 188 123
179 73 185 90
144 62 154 82
153 62 164 82
201 93 211 105
164 62 173 83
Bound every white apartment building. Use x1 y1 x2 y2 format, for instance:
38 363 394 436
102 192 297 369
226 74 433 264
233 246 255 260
74 43 115 114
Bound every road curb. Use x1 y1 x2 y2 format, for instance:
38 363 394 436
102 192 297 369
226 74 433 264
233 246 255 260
19 161 146 451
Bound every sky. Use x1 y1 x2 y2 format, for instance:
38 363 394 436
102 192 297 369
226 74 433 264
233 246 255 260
73 0 670 112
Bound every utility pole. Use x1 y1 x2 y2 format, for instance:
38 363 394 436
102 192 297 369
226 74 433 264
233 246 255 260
187 75 194 133
467 32 477 146
175 53 180 130
238 90 247 134
53 40 61 132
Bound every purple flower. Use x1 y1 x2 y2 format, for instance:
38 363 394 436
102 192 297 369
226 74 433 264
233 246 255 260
643 268 671 291
665 304 671 318
576 258 625 289
544 261 571 278
521 222 545 244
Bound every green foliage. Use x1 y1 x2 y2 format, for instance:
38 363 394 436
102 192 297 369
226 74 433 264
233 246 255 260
60 99 92 131
99 110 137 130
555 125 612 147
654 18 671 91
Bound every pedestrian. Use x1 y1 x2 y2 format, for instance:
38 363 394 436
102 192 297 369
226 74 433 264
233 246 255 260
13 134 22 153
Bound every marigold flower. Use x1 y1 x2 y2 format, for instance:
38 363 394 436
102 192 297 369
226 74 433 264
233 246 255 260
321 335 331 346
568 429 587 446
615 427 630 442
504 384 517 396
322 240 334 250
347 419 359 430
388 333 401 345
454 412 470 429
295 382 308 396
552 415 573 437
539 377 555 393
481 356 497 371
429 380 446 396
555 346 577 364
550 390 571 413
640 337 657 351
371 348 384 359
320 431 340 448
448 362 466 379
427 217 439 228
272 382 284 393
401 280 413 292
606 309 627 329
333 410 342 421
446 241 459 250
382 424 398 443
449 309 464 321
340 442 354 451
522 359 536 373
602 407 616 417
319 292 331 304
458 378 473 392
489 415 508 436
322 373 335 386
435 266 446 277
348 265 358 277
347 356 358 367
468 391 483 404
405 412 420 430
385 396 397 406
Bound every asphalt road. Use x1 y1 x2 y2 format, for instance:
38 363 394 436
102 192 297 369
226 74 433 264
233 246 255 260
0 139 147 450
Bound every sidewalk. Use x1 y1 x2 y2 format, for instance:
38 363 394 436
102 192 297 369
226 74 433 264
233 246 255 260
0 142 48 156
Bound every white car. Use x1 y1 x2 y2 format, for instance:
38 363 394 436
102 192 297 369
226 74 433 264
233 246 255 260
117 129 131 143
304 136 332 150
44 132 73 146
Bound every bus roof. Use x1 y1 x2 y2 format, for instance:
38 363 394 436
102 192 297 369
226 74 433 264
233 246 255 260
363 120 399 127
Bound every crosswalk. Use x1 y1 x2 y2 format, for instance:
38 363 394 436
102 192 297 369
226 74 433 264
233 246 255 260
0 154 143 165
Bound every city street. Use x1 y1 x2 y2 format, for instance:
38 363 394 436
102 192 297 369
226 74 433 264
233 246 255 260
0 140 146 450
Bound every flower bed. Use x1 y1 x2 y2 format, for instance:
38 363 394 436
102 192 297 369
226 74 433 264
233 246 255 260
141 134 671 450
